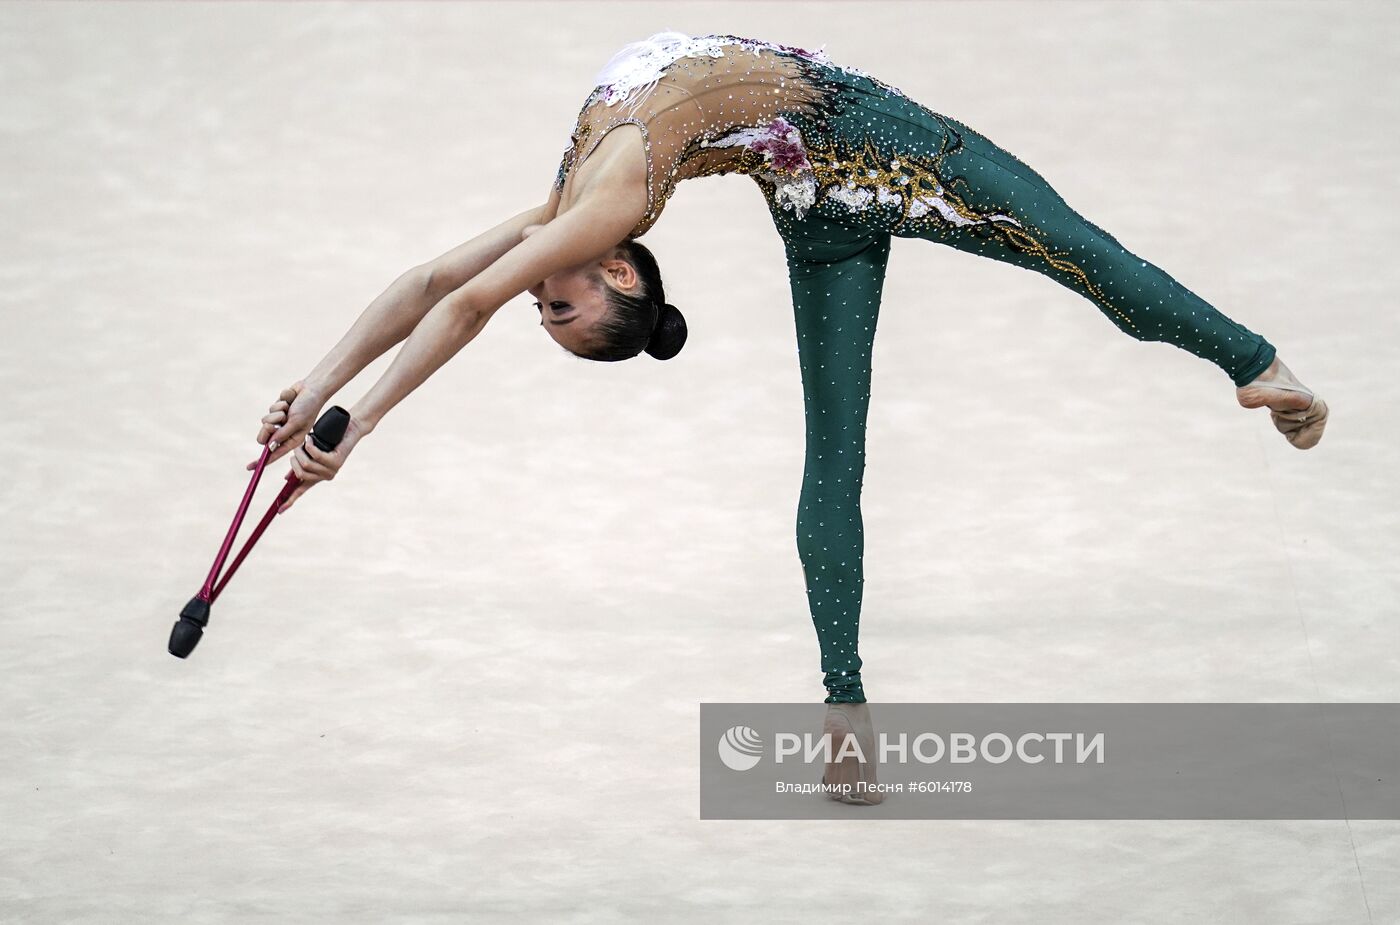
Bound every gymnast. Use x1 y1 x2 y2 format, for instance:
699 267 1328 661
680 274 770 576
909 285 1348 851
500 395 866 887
250 31 1329 803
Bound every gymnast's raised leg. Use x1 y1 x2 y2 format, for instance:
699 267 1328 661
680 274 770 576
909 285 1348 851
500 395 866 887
896 113 1329 448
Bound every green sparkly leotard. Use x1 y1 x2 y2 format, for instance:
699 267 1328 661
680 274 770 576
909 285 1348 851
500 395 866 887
556 32 1278 704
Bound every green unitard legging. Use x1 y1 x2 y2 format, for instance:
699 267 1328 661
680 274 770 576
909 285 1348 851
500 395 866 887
756 71 1278 704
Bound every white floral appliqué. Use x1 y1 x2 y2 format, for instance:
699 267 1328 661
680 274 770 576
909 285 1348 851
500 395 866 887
702 116 819 219
589 31 845 114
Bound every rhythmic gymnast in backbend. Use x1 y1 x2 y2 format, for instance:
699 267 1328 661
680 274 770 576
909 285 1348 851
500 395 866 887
252 31 1329 802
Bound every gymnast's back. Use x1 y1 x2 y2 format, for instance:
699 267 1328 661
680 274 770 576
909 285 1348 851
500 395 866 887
552 31 908 240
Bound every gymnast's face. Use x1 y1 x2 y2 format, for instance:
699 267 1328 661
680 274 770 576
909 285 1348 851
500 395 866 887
523 224 640 356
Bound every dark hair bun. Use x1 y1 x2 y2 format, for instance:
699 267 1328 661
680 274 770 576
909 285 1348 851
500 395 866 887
645 302 687 360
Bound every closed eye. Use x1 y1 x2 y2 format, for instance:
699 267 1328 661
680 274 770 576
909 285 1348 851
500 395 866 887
534 300 573 326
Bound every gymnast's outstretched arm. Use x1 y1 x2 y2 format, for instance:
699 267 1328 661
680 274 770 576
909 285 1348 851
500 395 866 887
269 180 645 509
253 191 563 470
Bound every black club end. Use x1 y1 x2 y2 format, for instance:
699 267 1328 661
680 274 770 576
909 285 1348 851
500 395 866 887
169 596 210 659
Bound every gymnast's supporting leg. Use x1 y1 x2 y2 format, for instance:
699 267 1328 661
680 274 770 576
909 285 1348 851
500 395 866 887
782 222 892 803
912 118 1328 447
785 225 891 706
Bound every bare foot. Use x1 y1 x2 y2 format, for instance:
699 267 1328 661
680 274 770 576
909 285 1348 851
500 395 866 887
1236 356 1329 449
821 703 884 805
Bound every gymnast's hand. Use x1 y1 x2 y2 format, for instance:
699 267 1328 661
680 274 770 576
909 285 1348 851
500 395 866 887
250 380 326 469
279 415 368 512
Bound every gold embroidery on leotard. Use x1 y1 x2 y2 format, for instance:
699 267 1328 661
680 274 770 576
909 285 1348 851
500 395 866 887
775 122 1136 332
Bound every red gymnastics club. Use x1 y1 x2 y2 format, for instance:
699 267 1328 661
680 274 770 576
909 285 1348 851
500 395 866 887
168 406 351 659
